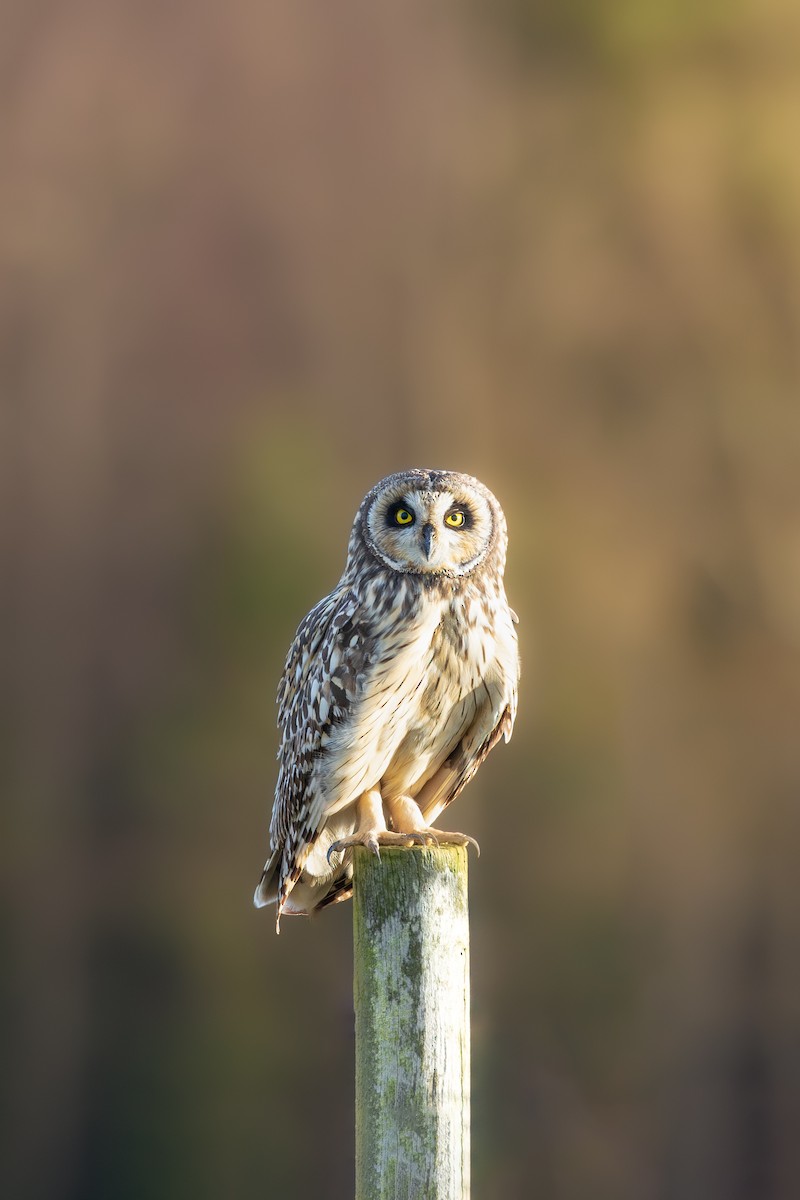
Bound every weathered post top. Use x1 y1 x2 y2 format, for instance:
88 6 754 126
353 845 470 1200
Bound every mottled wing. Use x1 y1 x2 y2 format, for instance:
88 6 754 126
430 702 513 812
256 585 370 909
417 624 519 824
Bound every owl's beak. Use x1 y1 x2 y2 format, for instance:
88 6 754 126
421 522 435 560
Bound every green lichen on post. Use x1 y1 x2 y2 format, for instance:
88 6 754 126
353 845 470 1200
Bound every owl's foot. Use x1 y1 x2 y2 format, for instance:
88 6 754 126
327 830 380 862
327 829 435 865
326 787 397 863
326 827 479 863
325 789 481 865
385 795 480 855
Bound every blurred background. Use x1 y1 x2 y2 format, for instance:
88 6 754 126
2 1 799 1197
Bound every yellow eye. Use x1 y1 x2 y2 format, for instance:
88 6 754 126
444 511 466 528
394 507 414 526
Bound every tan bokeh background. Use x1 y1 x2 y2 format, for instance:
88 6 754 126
3 2 799 1197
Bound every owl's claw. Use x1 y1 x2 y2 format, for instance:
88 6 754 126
427 829 481 857
327 831 420 862
326 828 479 863
396 829 436 848
327 831 382 864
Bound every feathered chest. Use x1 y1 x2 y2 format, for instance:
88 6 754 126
311 575 510 809
355 589 498 748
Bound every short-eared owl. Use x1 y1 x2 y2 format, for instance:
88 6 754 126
254 468 519 930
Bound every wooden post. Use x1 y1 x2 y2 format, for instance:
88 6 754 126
353 845 470 1200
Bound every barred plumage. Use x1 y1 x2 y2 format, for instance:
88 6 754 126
254 468 520 930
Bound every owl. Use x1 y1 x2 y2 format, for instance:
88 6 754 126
254 467 519 931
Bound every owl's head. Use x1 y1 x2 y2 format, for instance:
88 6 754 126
354 468 507 578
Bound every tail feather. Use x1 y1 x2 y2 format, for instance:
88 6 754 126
253 850 280 909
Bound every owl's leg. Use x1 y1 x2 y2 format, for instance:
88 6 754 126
384 795 480 855
326 787 437 864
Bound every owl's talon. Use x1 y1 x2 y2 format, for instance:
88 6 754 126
429 830 481 857
327 827 478 863
405 831 431 848
327 833 382 864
